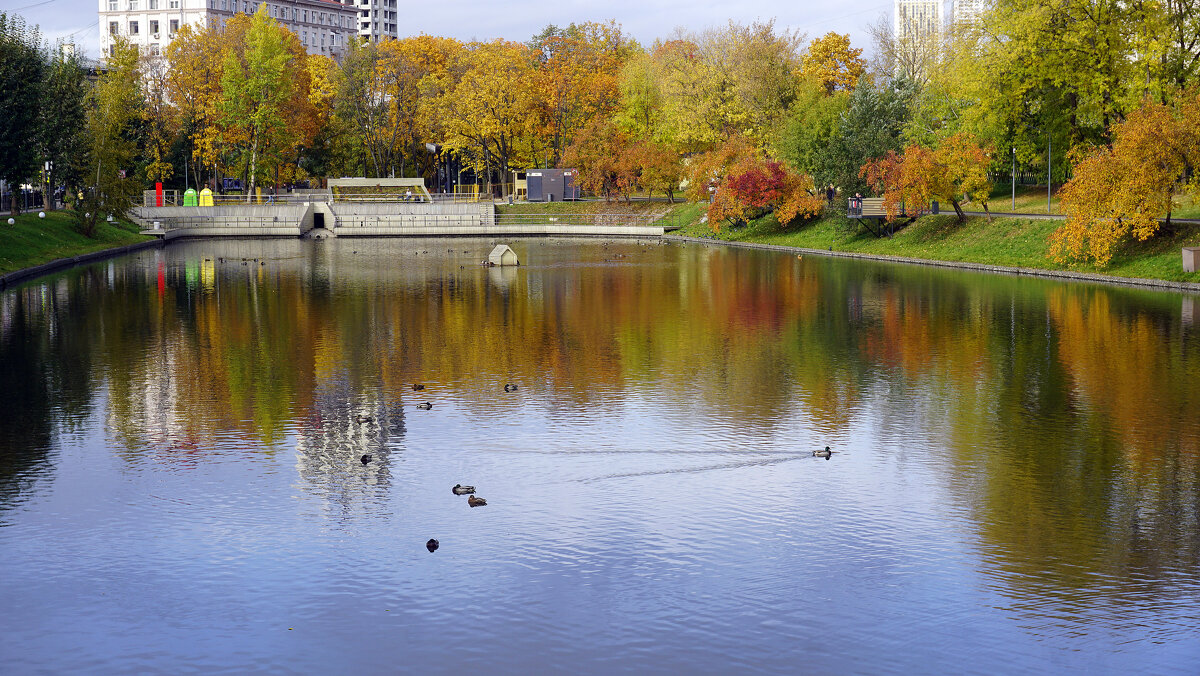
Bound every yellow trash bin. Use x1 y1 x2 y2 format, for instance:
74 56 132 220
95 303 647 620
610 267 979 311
199 188 214 206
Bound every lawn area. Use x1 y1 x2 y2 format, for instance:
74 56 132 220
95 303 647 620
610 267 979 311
666 203 1200 284
0 210 152 276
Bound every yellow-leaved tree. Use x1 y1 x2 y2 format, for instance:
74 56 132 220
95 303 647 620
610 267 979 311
798 32 866 95
435 40 537 194
1052 94 1200 266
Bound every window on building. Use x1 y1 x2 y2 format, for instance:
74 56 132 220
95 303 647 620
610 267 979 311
129 20 139 34
148 0 157 8
302 31 307 45
169 19 179 33
108 0 117 10
149 19 159 34
149 44 160 55
169 0 179 7
221 0 227 8
109 21 119 35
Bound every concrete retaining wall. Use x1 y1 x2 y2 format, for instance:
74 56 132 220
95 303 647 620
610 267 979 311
163 227 301 240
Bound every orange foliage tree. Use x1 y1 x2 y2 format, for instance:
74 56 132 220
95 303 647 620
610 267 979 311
529 21 632 167
1052 95 1200 267
562 117 632 200
861 132 993 223
707 155 824 229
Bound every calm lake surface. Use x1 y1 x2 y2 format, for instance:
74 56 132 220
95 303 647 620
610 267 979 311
1 238 1198 674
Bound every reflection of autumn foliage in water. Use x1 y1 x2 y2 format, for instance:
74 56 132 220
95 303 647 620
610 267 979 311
1048 288 1200 463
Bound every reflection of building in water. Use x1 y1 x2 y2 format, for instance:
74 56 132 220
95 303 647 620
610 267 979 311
294 376 406 517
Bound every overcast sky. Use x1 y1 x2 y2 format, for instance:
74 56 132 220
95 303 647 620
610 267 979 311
6 0 894 59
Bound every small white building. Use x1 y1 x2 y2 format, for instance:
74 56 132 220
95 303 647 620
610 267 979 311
488 245 519 267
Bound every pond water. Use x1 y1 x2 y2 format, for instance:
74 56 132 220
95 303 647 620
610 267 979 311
1 238 1198 674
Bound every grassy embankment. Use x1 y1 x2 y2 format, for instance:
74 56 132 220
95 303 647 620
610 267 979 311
0 210 151 276
503 191 1200 283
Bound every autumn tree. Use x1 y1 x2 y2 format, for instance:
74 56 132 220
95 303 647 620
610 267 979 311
629 139 683 202
219 5 306 199
613 49 661 140
166 22 240 187
562 117 630 200
799 32 866 95
860 132 993 223
142 54 178 185
709 155 824 230
79 37 143 236
436 40 537 194
651 21 804 152
1051 95 1200 266
528 21 632 166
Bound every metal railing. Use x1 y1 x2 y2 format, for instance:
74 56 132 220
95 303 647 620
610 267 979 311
331 192 431 203
430 192 484 203
492 213 658 228
146 216 294 229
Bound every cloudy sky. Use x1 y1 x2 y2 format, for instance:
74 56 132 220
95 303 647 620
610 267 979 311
7 0 894 59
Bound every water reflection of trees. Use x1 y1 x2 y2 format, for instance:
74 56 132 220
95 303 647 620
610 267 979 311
2 240 1198 602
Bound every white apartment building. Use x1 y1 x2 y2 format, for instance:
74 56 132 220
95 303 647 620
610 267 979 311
952 0 991 26
98 0 358 59
894 0 944 45
348 0 398 42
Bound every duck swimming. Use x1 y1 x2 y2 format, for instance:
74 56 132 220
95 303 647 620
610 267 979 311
360 454 372 465
504 383 518 392
412 384 425 391
452 484 475 495
467 496 487 507
813 446 833 460
426 538 439 553
416 402 433 410
355 414 373 423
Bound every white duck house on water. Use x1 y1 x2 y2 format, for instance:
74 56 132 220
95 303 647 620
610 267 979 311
488 245 519 266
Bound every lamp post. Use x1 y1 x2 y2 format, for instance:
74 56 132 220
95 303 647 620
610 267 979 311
1011 147 1015 211
1047 138 1052 214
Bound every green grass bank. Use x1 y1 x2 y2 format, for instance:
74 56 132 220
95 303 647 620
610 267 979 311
0 210 151 276
507 198 1200 284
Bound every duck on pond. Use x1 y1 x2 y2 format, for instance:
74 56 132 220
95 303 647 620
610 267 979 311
360 454 372 465
412 384 425 391
813 446 833 460
467 496 487 507
426 539 439 553
452 484 475 495
355 414 373 423
504 383 518 392
416 402 433 410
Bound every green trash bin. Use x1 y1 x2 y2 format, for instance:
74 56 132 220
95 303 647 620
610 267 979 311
183 188 198 206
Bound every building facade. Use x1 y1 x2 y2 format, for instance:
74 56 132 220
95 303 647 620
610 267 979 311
952 0 991 26
894 0 944 45
347 0 398 42
98 0 359 59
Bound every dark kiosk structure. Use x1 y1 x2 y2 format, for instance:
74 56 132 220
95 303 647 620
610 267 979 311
526 169 580 201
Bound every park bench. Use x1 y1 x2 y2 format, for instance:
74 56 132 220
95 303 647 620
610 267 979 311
848 196 938 237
